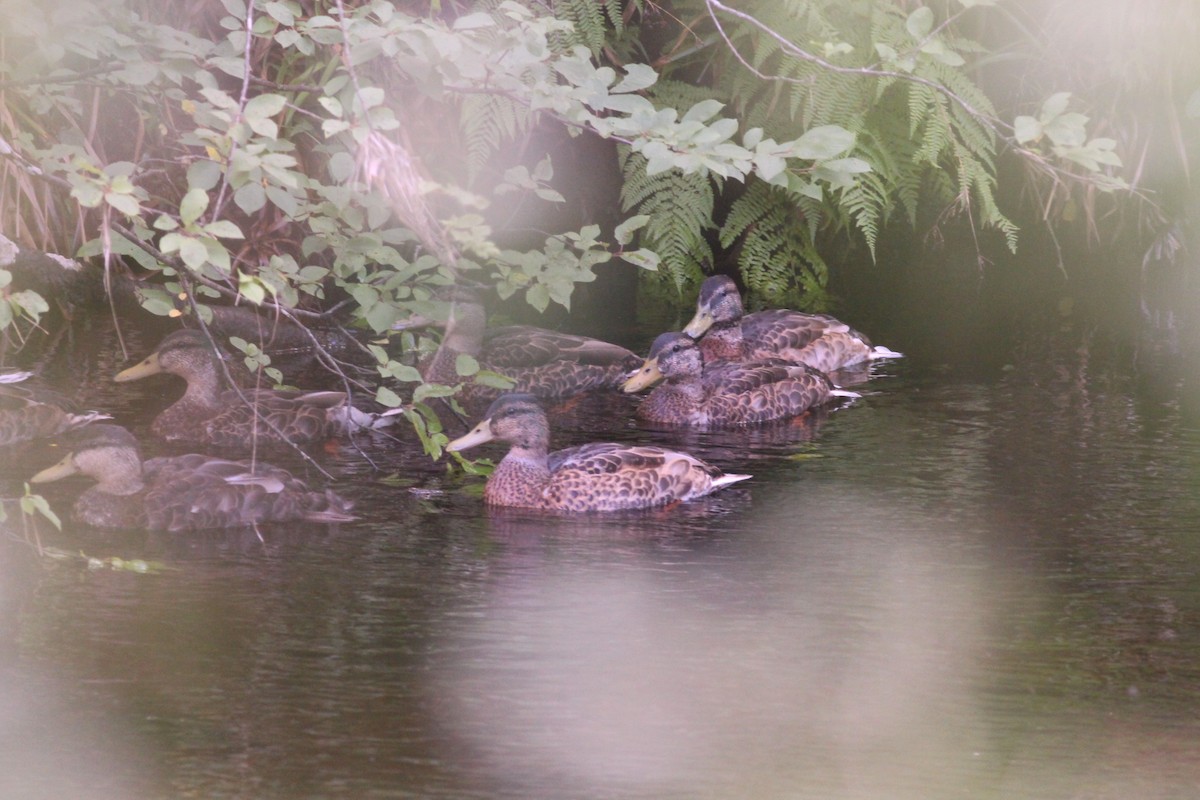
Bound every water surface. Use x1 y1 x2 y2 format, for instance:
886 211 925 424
3 298 1200 799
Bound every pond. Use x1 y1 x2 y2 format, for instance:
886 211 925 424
3 263 1200 800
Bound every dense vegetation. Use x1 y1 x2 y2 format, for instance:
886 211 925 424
0 0 1184 459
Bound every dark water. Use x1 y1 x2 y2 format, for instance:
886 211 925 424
4 290 1200 799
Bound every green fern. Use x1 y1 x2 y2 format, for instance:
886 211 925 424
720 181 828 310
552 0 625 54
459 93 530 185
619 148 714 298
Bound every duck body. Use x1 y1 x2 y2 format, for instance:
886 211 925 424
623 333 856 427
0 371 109 447
422 292 641 406
115 330 379 448
30 424 354 531
446 394 749 512
684 276 902 372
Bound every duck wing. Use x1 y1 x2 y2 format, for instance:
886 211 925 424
698 358 839 425
543 442 748 511
484 326 639 369
142 454 353 531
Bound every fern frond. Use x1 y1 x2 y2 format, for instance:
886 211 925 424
460 93 530 184
620 148 714 296
720 181 827 310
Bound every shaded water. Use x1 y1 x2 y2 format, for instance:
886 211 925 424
4 290 1200 799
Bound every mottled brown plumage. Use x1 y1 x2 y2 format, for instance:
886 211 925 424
422 291 642 405
115 330 381 448
683 275 902 372
0 371 109 446
445 394 750 512
30 424 354 531
623 333 857 426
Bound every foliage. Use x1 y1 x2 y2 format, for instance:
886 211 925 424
0 0 1132 456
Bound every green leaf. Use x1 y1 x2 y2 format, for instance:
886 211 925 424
188 159 223 190
1013 115 1042 145
613 63 657 93
526 283 550 313
614 215 650 245
453 12 494 30
245 92 286 121
105 192 141 217
788 125 855 160
1039 91 1072 122
906 7 934 39
375 385 403 408
179 188 209 226
234 182 266 214
238 272 267 305
179 236 209 269
455 353 480 377
473 370 516 390
682 99 724 123
204 220 244 239
620 248 660 271
20 490 61 530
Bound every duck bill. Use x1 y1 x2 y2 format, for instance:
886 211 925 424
446 418 495 452
30 453 79 484
114 353 162 382
682 309 714 338
621 358 664 393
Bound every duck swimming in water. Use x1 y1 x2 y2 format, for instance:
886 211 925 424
420 288 642 406
622 332 858 426
446 393 750 511
683 275 902 372
30 424 355 531
115 329 385 448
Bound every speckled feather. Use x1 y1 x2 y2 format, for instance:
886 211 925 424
119 330 365 448
689 276 899 371
0 372 107 446
36 425 354 531
423 298 642 405
447 394 749 512
634 333 843 427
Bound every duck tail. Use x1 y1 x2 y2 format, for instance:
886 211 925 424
829 388 861 400
335 404 402 431
0 370 33 384
869 345 904 360
304 490 358 523
65 410 114 430
713 472 752 489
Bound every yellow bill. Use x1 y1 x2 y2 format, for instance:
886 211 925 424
446 418 495 452
621 358 663 393
681 308 714 338
114 353 162 382
30 453 79 484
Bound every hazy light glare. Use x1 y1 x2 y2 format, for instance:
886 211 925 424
431 485 1016 798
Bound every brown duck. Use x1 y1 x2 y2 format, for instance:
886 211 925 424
683 275 902 372
446 393 750 511
421 289 642 405
0 370 109 447
622 332 858 426
115 330 384 448
30 424 355 531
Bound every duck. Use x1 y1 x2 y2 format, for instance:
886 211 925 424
114 329 385 448
445 393 750 511
29 424 355 531
420 288 642 406
0 370 109 447
682 275 902 373
622 332 858 426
